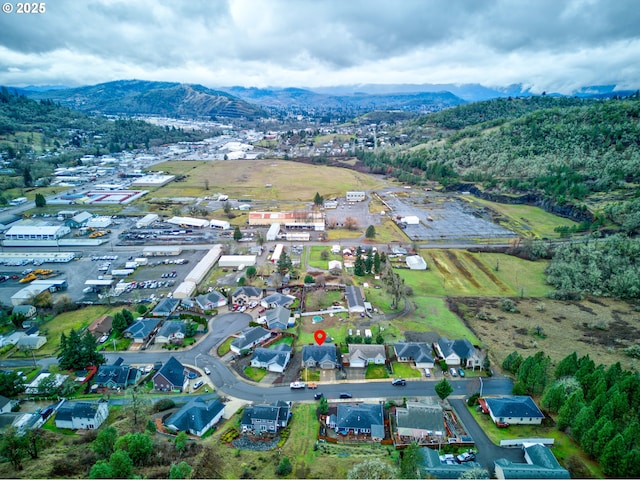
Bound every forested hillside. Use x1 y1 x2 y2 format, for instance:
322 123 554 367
358 94 640 232
0 88 207 198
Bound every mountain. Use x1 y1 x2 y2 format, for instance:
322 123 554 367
25 80 267 119
220 86 465 115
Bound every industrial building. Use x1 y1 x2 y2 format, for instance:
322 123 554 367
209 219 231 230
142 246 182 256
219 255 257 268
173 244 223 299
131 174 175 187
3 225 71 246
346 191 366 202
11 279 68 306
0 252 75 264
285 232 310 241
266 223 281 241
136 213 159 228
249 211 325 230
167 216 210 228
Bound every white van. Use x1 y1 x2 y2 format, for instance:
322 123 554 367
193 380 204 389
204 367 211 375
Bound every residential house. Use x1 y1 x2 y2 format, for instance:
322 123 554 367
241 401 291 434
151 297 181 317
260 306 291 330
87 315 113 338
123 318 161 343
54 400 109 430
155 320 186 344
484 396 545 426
434 337 482 368
231 286 263 305
230 326 271 354
330 403 384 440
347 344 386 368
494 443 570 479
194 291 227 311
11 304 36 320
345 286 365 313
164 397 225 437
153 356 188 392
395 399 445 443
250 344 292 373
94 357 141 390
16 335 47 350
302 345 339 369
0 395 17 414
418 447 483 479
394 342 434 368
260 292 296 309
328 260 342 272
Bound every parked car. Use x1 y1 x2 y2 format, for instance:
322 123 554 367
290 381 306 389
449 367 458 377
339 392 353 399
457 451 476 463
314 392 324 400
204 367 211 375
391 378 407 386
458 368 465 377
424 368 431 377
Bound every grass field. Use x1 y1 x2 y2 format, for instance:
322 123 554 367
463 196 578 239
150 160 384 201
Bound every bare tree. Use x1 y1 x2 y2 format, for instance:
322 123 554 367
344 216 359 231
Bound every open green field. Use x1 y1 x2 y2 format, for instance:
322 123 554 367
413 249 549 297
150 160 384 201
464 196 578 239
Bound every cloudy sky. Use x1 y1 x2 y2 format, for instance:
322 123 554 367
1 0 639 93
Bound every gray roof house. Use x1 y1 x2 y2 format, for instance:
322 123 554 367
165 397 225 437
250 344 292 373
394 342 434 368
494 443 570 479
395 399 445 443
262 306 291 330
155 320 186 344
55 400 109 430
94 358 140 389
345 286 365 313
230 326 271 354
435 337 482 368
484 396 545 425
302 345 339 369
241 401 291 434
12 305 36 319
153 356 188 392
260 292 296 308
231 286 263 305
331 403 384 440
151 297 181 317
348 344 386 368
194 291 227 310
0 395 17 414
418 447 483 479
123 318 162 343
16 335 47 350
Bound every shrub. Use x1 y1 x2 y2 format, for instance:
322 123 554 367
154 398 176 412
499 298 518 313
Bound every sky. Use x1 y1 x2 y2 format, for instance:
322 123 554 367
1 0 639 93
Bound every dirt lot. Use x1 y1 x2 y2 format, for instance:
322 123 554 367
451 296 640 370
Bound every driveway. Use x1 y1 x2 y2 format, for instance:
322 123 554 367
449 398 524 475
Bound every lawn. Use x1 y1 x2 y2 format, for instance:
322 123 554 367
468 406 603 478
21 305 127 357
243 366 268 382
307 246 342 269
325 228 364 240
151 160 384 201
365 364 389 379
217 337 234 356
391 362 422 378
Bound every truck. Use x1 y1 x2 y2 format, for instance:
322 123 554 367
9 197 28 206
289 381 306 389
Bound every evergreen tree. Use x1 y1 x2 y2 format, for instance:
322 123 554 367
400 442 420 479
600 434 626 477
170 461 193 479
373 251 381 274
571 406 595 444
501 351 523 374
364 248 373 274
233 226 242 241
365 225 376 239
313 192 323 206
121 309 134 325
557 389 585 431
593 420 616 459
34 193 46 207
108 449 134 479
434 378 453 400
112 312 128 334
23 167 32 187
555 352 579 378
93 426 118 458
58 329 105 370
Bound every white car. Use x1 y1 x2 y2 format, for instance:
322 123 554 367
204 367 211 375
449 367 458 377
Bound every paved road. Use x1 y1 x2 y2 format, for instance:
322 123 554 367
449 398 524 475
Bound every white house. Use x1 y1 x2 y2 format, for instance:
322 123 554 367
348 344 386 368
55 400 109 430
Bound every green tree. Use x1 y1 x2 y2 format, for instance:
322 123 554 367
373 251 381 274
59 328 107 370
304 274 314 284
233 226 242 241
0 371 25 397
365 225 376 239
89 460 112 479
555 352 579 378
0 426 26 471
23 166 32 187
174 431 188 455
318 396 329 415
313 192 324 206
222 201 232 218
24 429 42 459
121 309 134 325
112 312 128 334
600 433 626 477
34 193 46 207
115 432 153 466
275 456 292 476
170 461 193 479
347 458 398 479
557 388 585 431
400 442 420 479
276 251 293 275
108 449 134 479
93 426 118 458
245 266 257 279
434 378 454 400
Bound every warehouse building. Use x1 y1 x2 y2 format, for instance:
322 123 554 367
209 219 231 230
142 246 182 257
167 216 210 228
174 244 223 299
3 225 71 246
136 213 159 228
266 223 281 241
346 191 366 202
219 255 257 268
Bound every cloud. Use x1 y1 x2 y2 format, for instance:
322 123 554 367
0 0 639 93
